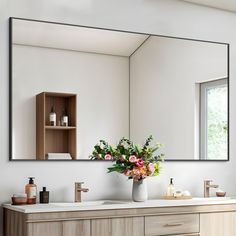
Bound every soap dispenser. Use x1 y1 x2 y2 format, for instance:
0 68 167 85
40 187 49 204
166 178 175 197
25 177 37 204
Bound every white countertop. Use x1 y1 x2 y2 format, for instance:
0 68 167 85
3 197 236 213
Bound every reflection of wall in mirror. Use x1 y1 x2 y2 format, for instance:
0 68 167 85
130 36 227 160
12 45 129 159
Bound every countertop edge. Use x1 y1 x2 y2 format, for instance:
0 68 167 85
3 198 236 214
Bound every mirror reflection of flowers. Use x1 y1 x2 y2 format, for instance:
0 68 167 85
90 135 164 181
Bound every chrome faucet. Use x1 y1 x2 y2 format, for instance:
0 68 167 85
75 182 89 202
204 180 219 198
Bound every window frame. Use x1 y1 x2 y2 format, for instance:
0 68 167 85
200 78 228 160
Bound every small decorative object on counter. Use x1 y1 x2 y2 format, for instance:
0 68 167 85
166 178 175 197
61 109 68 126
163 188 192 200
40 187 49 204
25 177 37 204
49 106 56 126
174 190 182 197
164 179 193 200
182 190 191 197
90 135 164 202
11 193 27 205
163 195 192 200
216 189 226 197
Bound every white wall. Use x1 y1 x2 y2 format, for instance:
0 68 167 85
130 36 227 159
1 0 236 235
12 44 129 159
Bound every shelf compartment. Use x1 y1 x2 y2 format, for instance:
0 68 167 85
36 92 77 160
45 129 76 160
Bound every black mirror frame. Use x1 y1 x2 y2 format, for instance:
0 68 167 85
9 17 230 161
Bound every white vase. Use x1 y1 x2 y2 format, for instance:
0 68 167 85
132 178 148 202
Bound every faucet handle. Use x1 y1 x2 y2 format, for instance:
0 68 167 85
75 182 84 188
75 182 84 185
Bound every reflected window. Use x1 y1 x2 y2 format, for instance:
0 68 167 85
200 78 228 160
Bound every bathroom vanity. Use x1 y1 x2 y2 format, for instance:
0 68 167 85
4 198 236 236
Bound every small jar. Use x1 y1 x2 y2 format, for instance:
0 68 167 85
12 193 27 205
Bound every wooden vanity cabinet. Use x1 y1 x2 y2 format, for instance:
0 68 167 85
4 204 236 236
200 212 236 236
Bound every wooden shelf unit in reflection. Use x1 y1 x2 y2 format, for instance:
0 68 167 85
36 92 77 160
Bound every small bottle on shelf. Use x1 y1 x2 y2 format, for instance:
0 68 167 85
49 106 56 126
61 109 68 127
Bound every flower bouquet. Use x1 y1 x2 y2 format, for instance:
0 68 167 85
91 135 164 201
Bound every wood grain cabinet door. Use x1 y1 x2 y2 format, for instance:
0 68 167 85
200 212 236 236
91 217 144 236
91 219 111 236
27 220 90 236
111 217 144 236
27 222 63 236
63 220 90 236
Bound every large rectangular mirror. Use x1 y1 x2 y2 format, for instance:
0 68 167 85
9 17 229 161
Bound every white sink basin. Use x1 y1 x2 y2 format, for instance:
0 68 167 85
51 200 128 207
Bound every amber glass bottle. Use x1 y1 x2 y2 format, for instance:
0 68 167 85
25 177 37 204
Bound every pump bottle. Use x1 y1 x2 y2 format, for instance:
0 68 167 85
25 177 37 204
166 178 175 197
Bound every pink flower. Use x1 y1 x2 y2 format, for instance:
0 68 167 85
129 155 137 163
105 154 112 160
124 169 131 176
120 155 126 162
148 163 155 173
135 159 144 167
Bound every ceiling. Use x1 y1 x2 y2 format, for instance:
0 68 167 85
12 18 149 57
183 0 236 13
